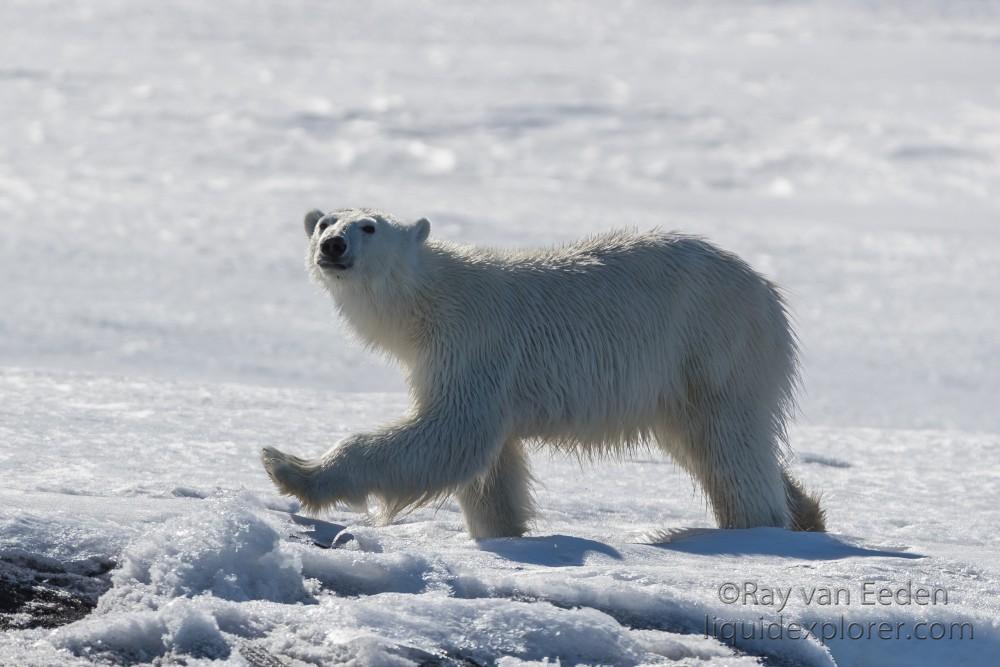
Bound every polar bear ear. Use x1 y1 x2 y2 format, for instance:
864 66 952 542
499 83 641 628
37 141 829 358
412 218 431 244
304 209 325 237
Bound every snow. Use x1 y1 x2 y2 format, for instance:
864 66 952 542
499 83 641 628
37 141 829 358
1 1 999 665
2 370 998 665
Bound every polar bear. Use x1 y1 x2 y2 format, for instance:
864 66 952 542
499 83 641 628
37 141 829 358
262 208 824 538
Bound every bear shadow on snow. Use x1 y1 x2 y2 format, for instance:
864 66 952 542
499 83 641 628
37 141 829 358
648 527 924 560
477 534 623 567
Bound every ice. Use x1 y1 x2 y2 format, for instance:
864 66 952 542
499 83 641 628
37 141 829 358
2 0 999 664
1 369 998 664
52 604 231 664
104 497 309 606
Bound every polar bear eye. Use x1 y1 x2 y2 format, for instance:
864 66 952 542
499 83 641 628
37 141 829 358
318 221 329 232
362 223 376 235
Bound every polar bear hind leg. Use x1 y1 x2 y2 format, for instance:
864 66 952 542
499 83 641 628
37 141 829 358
784 469 826 531
655 395 793 530
457 438 536 539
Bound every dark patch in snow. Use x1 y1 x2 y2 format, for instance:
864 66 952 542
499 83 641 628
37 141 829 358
240 639 486 667
0 67 50 81
799 453 852 468
285 512 350 549
171 485 209 498
416 653 488 667
0 550 114 630
239 644 289 667
889 144 989 162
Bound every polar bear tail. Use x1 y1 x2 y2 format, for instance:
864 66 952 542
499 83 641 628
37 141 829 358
784 471 826 532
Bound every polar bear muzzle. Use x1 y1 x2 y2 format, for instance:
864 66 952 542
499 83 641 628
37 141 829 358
317 235 352 270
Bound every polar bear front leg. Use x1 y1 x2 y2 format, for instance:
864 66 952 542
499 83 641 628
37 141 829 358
262 404 508 520
261 446 361 513
457 438 535 539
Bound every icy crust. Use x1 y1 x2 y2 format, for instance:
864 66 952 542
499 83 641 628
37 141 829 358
103 499 309 607
0 550 114 632
2 490 995 666
2 368 1000 665
11 496 756 666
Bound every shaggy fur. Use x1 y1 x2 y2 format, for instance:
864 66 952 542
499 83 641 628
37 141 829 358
262 208 824 538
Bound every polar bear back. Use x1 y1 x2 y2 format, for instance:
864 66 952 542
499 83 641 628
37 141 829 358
398 230 797 449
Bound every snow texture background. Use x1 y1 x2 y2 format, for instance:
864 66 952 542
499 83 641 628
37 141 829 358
1 1 998 665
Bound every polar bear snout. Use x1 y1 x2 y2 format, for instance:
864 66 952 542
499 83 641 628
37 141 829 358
317 236 353 270
321 236 347 258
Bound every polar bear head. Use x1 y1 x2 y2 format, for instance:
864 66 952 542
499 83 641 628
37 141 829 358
303 208 431 285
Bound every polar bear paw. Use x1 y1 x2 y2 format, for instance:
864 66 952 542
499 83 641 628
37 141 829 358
261 447 315 504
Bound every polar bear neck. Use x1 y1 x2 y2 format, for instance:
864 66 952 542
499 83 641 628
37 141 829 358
327 244 444 367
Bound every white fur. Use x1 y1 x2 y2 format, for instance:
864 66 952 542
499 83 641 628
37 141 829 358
262 208 823 538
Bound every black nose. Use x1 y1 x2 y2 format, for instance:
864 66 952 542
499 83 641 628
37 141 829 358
321 236 347 259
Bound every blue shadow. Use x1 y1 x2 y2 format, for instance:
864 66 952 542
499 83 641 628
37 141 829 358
649 527 923 560
287 513 348 549
478 534 623 567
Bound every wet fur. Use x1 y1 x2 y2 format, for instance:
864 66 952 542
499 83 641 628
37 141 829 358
263 209 824 537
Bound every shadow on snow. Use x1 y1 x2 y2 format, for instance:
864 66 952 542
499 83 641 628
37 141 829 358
648 527 923 560
477 534 623 567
